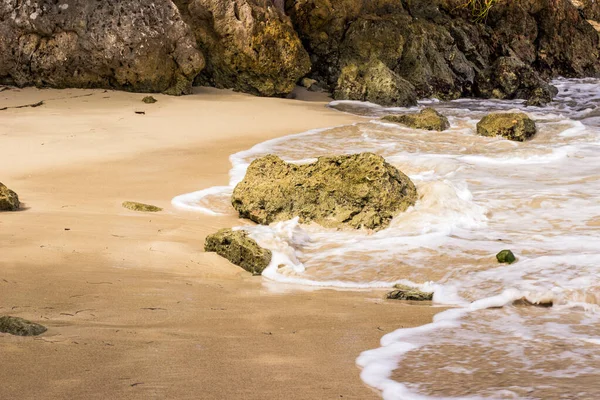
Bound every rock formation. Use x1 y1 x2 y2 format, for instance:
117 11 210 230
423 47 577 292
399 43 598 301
0 182 20 211
383 108 450 131
232 153 417 231
204 228 272 274
174 0 311 96
0 0 204 95
477 113 537 141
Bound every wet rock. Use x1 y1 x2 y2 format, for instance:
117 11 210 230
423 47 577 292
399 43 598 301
477 113 536 141
0 182 20 211
232 153 417 231
175 0 310 97
386 284 433 301
142 96 158 104
0 1 204 95
122 201 163 212
204 228 272 274
334 60 417 107
382 108 450 131
496 249 516 264
0 316 47 336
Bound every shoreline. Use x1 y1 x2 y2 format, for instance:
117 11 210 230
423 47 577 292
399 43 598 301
0 87 440 399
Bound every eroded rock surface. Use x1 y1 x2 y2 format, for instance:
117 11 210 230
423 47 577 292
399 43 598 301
477 113 537 141
0 182 20 211
232 153 417 231
383 108 450 131
204 228 272 274
0 0 204 95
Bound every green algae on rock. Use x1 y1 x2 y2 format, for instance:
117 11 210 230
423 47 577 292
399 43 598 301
0 182 20 211
142 96 158 104
382 107 450 131
386 284 433 301
232 153 417 231
122 201 163 212
496 249 516 264
0 316 47 336
476 113 536 141
204 228 272 275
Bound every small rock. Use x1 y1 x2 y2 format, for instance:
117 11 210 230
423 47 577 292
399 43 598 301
382 108 450 131
204 228 272 275
300 77 317 89
496 249 516 264
142 96 157 104
0 316 47 336
477 113 536 141
122 201 162 212
0 182 20 211
386 285 433 301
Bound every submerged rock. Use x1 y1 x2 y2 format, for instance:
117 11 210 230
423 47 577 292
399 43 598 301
382 108 450 131
142 96 158 104
0 182 20 211
0 316 47 336
204 228 272 275
496 249 516 264
122 201 163 212
232 153 417 231
0 1 204 95
477 113 536 141
176 0 310 97
386 284 433 301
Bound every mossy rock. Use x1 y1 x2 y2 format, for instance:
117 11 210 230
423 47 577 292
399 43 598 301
204 228 272 275
142 96 157 104
386 284 433 301
496 249 516 264
232 153 417 231
0 316 47 336
0 182 20 211
122 201 162 212
382 108 450 131
476 113 536 142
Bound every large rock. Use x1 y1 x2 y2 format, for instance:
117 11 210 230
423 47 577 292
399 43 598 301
477 113 537 141
232 153 418 230
0 182 20 211
0 0 204 95
204 228 272 274
0 316 47 336
382 108 450 131
175 0 310 96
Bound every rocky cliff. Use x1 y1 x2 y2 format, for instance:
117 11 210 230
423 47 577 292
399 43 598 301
1 0 598 103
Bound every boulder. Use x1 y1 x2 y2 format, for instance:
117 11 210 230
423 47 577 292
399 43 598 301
476 113 536 141
334 60 417 107
0 316 47 336
0 0 204 95
0 182 20 211
175 0 311 97
382 108 450 131
386 284 433 301
496 249 517 264
204 228 272 274
232 153 417 230
122 201 163 212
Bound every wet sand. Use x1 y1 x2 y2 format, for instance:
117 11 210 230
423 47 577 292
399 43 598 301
0 86 440 399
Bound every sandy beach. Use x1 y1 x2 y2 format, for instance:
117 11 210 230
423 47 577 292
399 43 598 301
0 87 440 399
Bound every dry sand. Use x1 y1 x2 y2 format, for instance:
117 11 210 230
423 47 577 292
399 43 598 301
0 86 440 399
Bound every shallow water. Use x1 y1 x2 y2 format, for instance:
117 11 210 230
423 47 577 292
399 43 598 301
173 78 600 399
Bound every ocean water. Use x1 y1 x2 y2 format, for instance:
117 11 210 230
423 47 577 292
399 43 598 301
173 78 600 399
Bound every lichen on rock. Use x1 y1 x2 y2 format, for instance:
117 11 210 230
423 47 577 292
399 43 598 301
231 153 418 231
122 201 163 212
382 107 450 131
477 113 536 141
0 316 47 336
0 182 20 211
204 228 272 275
